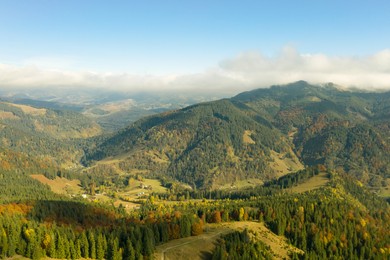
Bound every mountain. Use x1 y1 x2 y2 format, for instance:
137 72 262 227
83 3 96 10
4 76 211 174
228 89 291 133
84 81 390 189
233 81 390 185
0 101 102 173
84 98 304 188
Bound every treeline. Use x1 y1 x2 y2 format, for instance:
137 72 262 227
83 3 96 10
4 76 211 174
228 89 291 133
251 190 389 259
0 200 205 259
0 171 59 203
157 166 323 201
264 166 323 189
212 230 273 260
149 174 389 259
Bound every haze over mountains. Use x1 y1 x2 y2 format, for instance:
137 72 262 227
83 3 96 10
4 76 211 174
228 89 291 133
0 86 224 131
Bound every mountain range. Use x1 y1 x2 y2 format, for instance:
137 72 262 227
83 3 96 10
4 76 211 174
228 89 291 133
83 81 390 189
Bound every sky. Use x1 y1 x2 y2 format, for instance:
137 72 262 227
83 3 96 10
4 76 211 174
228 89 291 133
0 0 389 92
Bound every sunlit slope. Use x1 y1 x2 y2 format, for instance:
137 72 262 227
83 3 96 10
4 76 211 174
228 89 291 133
0 101 102 171
85 81 390 188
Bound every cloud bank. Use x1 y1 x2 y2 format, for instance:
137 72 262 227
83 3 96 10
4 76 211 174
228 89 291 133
1 47 390 93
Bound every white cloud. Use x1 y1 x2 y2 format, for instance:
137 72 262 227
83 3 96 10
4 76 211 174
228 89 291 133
1 48 390 93
218 47 390 90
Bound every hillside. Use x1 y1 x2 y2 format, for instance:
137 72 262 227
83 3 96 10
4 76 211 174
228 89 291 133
83 98 304 189
233 81 390 185
84 81 390 189
0 101 102 172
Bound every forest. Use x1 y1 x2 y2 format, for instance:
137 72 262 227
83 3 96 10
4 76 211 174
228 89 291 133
0 166 389 259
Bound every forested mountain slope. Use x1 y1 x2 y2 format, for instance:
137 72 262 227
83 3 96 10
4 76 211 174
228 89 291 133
233 81 390 186
0 101 102 172
85 81 390 189
83 98 303 189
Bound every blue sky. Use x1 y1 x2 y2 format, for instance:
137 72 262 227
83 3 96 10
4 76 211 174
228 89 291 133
0 0 389 90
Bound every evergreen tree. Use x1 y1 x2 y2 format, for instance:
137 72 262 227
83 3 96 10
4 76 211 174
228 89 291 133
142 227 155 256
107 237 121 260
55 233 66 259
123 238 135 260
80 232 89 258
88 231 96 259
96 233 105 260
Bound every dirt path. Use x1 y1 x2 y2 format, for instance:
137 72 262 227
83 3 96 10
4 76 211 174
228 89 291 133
154 225 232 260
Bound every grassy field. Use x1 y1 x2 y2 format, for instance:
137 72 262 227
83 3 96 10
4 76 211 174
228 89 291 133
154 221 303 260
217 178 264 190
30 174 83 195
376 178 390 199
118 178 167 198
31 173 166 211
288 172 330 193
269 150 304 178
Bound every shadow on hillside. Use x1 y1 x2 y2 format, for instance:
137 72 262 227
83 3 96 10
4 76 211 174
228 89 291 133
200 250 213 259
28 200 119 227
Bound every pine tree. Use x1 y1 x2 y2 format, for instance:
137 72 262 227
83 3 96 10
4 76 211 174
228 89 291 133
80 232 89 258
96 233 105 260
46 233 56 258
180 215 191 237
0 227 9 257
108 237 121 260
142 227 155 256
55 233 66 259
159 223 169 243
69 240 77 260
123 238 135 260
74 239 82 259
88 231 96 259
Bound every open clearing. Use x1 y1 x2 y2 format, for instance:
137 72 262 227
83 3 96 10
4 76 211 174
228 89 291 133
376 178 390 199
119 178 167 197
0 111 19 120
30 174 83 195
5 102 47 116
269 150 304 178
217 178 263 190
154 221 303 260
288 172 330 193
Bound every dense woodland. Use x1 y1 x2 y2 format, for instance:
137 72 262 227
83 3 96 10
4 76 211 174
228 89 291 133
212 230 273 259
0 166 389 259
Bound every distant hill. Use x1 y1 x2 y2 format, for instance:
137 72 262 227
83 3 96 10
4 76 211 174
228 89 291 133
12 98 85 112
1 88 225 132
0 101 102 172
84 81 390 189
